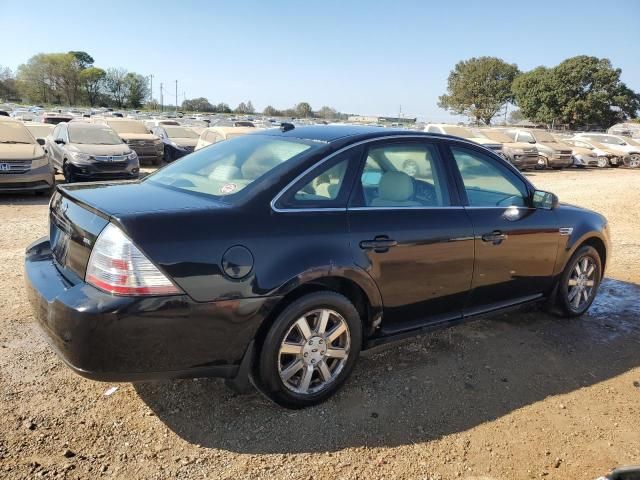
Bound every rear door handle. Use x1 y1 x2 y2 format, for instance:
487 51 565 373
481 231 507 244
359 236 398 253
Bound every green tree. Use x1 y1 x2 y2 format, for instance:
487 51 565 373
246 100 254 114
0 66 17 100
104 68 128 107
317 106 338 120
182 97 215 112
295 102 312 118
69 51 94 69
235 102 248 114
124 72 149 108
512 56 640 128
215 102 232 113
507 108 525 124
79 67 105 106
263 105 279 116
438 56 520 125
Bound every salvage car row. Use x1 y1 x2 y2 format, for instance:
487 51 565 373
1 115 639 195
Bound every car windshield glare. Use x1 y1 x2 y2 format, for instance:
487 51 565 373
533 131 556 142
69 126 123 144
164 126 199 139
147 134 321 198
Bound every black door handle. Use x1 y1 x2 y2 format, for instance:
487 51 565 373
359 236 398 253
481 231 507 244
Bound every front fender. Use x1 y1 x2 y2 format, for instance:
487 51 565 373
553 214 609 276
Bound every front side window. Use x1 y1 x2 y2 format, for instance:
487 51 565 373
452 146 528 207
352 142 449 208
148 134 322 199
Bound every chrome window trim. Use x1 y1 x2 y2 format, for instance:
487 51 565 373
348 206 465 211
270 134 492 213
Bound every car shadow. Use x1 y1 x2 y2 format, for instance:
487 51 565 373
0 192 53 206
135 278 640 454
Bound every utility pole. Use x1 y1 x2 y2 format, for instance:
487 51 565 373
175 80 178 114
149 74 154 111
160 82 163 113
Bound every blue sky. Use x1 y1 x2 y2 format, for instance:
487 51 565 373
2 0 639 121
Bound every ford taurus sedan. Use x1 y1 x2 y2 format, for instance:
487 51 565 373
25 125 609 408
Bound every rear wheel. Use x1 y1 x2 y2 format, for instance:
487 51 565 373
597 157 609 168
256 292 362 408
556 245 602 317
625 154 640 168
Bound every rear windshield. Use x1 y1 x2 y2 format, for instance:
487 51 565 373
164 126 199 139
69 126 123 145
148 134 321 198
0 121 36 144
106 120 148 134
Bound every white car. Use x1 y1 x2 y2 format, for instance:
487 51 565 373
575 133 640 167
195 126 256 151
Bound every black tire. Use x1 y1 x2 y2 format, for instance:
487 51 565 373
63 162 76 183
556 245 602 317
256 291 362 408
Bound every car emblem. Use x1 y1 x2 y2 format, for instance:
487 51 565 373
0 163 10 171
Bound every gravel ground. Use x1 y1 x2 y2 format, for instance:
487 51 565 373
0 168 639 480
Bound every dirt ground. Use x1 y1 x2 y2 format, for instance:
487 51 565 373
1 168 639 480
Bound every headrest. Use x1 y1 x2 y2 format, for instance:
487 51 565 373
378 171 414 202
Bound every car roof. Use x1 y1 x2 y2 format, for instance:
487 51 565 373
259 124 434 143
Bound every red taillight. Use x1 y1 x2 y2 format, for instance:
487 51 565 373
85 223 181 296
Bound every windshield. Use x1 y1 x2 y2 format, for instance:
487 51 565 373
25 125 53 139
442 126 475 138
482 130 512 143
148 135 321 198
533 131 556 142
69 126 123 144
0 121 36 144
586 135 626 146
107 120 148 134
164 126 199 139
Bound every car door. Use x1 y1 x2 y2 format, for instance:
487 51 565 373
448 145 560 313
49 124 65 170
347 139 475 334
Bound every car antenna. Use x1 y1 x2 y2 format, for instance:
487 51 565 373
280 122 295 132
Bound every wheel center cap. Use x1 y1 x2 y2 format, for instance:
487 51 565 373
303 336 327 364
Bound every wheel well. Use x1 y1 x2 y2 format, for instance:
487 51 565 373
252 277 372 361
581 237 607 271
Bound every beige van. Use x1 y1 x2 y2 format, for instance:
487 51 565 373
0 117 54 195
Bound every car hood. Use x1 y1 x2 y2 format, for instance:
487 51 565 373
503 142 537 151
58 180 227 217
470 137 502 148
170 137 198 148
66 143 131 156
0 143 45 160
118 133 160 142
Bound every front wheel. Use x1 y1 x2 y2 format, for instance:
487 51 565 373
597 157 609 168
256 292 362 408
624 154 640 168
556 245 602 317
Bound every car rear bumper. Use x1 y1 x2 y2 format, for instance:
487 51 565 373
25 237 274 382
0 167 54 192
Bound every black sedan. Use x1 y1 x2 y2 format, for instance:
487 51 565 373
150 125 199 162
25 125 609 408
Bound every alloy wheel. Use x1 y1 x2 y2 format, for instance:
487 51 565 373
567 256 597 311
597 157 609 168
627 154 640 168
278 308 350 395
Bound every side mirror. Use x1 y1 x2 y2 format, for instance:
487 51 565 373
529 140 537 144
54 139 65 145
36 138 45 146
532 190 558 210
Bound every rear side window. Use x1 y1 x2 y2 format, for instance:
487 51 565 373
452 146 528 207
148 134 321 199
